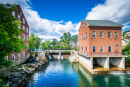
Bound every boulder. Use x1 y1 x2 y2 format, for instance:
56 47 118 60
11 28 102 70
28 68 35 72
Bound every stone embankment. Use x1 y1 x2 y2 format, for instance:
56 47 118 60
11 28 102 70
0 61 45 87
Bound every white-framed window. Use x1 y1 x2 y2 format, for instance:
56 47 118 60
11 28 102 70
18 14 20 21
100 46 103 52
86 32 87 38
26 27 28 33
12 11 15 17
108 31 111 38
23 52 25 58
12 54 15 61
93 46 96 52
100 31 103 38
85 46 87 52
5 56 8 61
82 46 83 51
108 46 111 52
82 34 83 40
18 53 20 59
23 25 24 29
23 34 25 39
26 35 28 41
93 31 96 38
23 18 25 24
82 24 83 29
115 32 118 38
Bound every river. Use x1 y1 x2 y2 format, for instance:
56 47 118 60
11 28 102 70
27 59 130 87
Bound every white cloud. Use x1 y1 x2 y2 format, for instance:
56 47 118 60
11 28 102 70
86 0 130 29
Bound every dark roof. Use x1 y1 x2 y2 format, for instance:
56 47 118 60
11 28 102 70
83 20 123 27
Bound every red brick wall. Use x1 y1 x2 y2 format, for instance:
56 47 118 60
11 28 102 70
8 5 29 61
78 20 122 55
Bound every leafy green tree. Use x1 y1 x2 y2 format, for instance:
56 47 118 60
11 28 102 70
0 4 27 67
60 32 72 49
122 30 130 62
51 39 58 46
29 33 35 51
122 30 130 44
40 40 51 49
71 35 78 46
29 33 41 51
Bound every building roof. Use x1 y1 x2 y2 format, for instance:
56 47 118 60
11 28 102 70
83 20 123 27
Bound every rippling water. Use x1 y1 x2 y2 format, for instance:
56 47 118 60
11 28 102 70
27 59 130 87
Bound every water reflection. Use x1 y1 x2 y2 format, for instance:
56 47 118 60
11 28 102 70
27 59 130 87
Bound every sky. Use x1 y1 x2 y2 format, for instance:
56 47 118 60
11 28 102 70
0 0 130 41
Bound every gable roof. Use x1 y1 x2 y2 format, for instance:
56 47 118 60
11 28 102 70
83 20 123 27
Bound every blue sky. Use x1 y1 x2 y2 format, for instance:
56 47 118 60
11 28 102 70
0 0 130 41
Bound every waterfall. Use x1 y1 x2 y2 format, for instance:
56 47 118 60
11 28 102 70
48 54 53 59
58 55 63 60
69 55 74 61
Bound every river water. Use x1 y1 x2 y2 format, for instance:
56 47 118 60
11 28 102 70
27 59 130 87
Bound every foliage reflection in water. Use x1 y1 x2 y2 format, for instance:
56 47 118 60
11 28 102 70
27 59 130 87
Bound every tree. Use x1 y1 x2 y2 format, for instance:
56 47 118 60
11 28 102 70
71 35 78 46
122 30 130 44
51 39 58 46
122 30 130 62
40 40 51 49
0 4 27 67
60 32 72 48
29 33 41 50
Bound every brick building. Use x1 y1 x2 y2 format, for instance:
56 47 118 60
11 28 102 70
78 20 123 56
4 5 29 61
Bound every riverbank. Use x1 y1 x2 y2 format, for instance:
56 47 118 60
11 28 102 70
0 61 45 87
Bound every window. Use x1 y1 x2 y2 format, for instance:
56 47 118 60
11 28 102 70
115 32 118 38
20 12 22 16
23 52 25 58
12 11 15 17
26 27 28 33
108 46 111 52
18 53 20 59
23 34 25 39
18 14 20 21
5 56 8 61
12 54 15 61
26 35 28 41
86 32 87 38
100 31 103 38
82 24 83 29
93 31 96 38
18 36 20 39
93 46 96 52
100 46 103 52
23 18 25 24
82 46 83 51
23 25 25 29
85 46 87 52
108 32 111 38
82 34 83 40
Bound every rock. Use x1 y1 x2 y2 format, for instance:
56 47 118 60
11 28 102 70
37 63 42 66
28 68 35 72
30 64 36 68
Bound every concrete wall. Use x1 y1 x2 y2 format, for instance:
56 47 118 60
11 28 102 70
110 57 125 69
96 57 109 69
79 55 92 70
